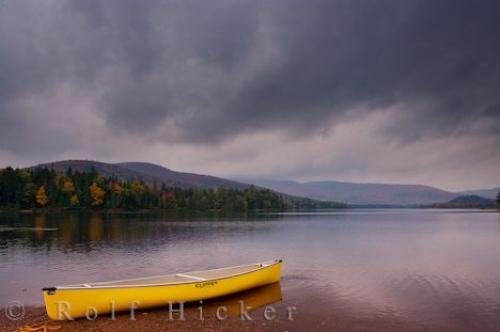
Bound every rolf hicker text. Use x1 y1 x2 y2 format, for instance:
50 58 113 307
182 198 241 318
52 300 297 321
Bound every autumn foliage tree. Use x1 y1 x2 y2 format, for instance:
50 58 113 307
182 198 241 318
35 186 49 207
111 181 123 195
70 194 80 207
89 183 105 207
62 178 75 194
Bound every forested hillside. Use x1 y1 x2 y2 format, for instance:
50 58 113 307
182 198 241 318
0 166 347 211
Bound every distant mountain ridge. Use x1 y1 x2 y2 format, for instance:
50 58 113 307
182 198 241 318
458 187 500 200
431 195 496 208
243 179 499 206
117 162 249 189
31 160 249 190
29 160 499 206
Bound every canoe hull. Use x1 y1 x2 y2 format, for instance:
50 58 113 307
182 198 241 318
43 261 282 320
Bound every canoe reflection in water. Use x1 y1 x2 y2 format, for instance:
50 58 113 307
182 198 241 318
198 281 283 319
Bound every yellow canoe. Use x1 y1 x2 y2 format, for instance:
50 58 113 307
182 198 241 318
42 259 283 320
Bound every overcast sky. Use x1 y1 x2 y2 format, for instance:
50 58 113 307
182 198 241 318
1 0 499 191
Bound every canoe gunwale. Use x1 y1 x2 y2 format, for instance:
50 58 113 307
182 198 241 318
43 259 282 291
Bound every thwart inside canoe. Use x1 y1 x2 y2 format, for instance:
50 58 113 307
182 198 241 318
53 259 281 289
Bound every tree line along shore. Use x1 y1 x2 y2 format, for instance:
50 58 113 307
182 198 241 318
0 166 347 211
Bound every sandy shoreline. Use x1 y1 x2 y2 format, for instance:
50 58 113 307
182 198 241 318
2 305 415 332
2 305 290 332
2 297 497 331
0 282 413 331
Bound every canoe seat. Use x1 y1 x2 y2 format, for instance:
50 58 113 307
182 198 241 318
187 264 261 280
175 273 206 281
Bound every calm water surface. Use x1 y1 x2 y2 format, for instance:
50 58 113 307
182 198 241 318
1 209 500 330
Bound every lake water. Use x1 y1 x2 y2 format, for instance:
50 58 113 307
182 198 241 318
1 209 500 330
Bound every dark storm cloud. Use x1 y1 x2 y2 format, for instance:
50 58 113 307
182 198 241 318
216 0 500 143
1 0 499 151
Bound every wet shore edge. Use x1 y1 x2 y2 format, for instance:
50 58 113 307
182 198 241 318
1 305 296 332
4 305 243 332
1 304 423 332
